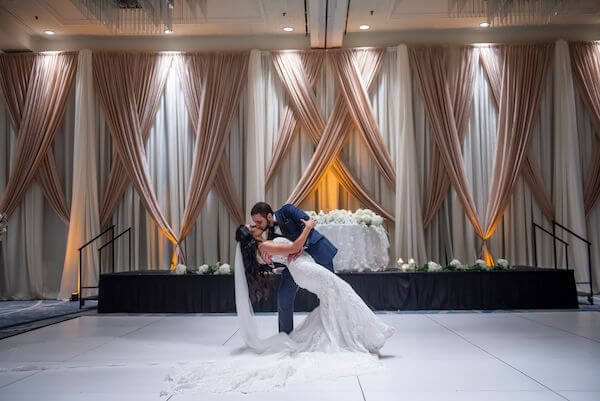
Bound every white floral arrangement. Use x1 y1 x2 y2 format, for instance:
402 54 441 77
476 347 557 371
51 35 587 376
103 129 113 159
0 213 7 243
393 257 512 272
306 209 384 227
172 262 233 275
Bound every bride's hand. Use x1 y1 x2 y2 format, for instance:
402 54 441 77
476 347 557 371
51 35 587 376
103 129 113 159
301 218 316 231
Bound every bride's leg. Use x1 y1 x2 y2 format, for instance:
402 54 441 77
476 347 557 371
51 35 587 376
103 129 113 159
278 268 299 334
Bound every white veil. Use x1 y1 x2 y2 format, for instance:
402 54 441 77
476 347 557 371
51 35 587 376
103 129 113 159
234 243 297 353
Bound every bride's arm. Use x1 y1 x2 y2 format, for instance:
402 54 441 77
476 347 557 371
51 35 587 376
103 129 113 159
259 219 316 256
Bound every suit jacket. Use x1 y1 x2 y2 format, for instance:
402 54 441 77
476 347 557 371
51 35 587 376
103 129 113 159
272 204 337 269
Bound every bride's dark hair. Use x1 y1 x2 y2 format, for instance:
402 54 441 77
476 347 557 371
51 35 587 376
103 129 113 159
235 225 272 302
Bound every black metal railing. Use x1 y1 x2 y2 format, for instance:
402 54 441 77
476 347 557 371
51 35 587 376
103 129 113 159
553 220 594 305
78 226 132 309
532 219 594 305
532 222 569 269
98 227 132 274
79 225 114 308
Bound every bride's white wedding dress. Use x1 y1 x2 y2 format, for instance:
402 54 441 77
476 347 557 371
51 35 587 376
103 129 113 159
162 237 394 396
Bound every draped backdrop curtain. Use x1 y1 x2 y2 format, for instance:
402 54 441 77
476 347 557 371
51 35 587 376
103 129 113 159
0 53 76 222
176 52 248 263
411 44 552 264
93 53 180 266
2 42 600 299
570 42 600 216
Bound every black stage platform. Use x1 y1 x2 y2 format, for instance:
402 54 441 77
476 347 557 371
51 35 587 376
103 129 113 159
98 267 578 313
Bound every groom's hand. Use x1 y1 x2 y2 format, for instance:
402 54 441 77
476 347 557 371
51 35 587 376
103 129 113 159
288 250 302 263
260 249 273 264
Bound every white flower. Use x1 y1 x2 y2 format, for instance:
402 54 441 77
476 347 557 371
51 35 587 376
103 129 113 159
400 263 411 272
408 258 416 268
372 216 384 226
496 258 509 268
474 259 487 269
217 264 231 275
173 264 187 275
427 261 442 272
396 258 404 266
198 264 210 274
449 259 462 268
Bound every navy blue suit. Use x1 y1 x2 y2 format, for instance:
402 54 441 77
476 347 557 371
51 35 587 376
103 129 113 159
269 204 338 334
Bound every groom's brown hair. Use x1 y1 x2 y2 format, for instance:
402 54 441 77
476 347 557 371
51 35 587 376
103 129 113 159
250 202 273 218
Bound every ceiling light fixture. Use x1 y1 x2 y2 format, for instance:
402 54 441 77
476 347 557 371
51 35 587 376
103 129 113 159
359 24 370 30
479 21 490 27
283 26 294 32
44 30 55 35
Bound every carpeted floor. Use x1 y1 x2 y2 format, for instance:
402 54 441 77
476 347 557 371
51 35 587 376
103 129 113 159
0 300 97 339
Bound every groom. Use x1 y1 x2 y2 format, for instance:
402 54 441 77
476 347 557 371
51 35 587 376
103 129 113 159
250 202 337 334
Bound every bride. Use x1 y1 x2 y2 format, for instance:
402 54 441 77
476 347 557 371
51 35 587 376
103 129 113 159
163 219 394 395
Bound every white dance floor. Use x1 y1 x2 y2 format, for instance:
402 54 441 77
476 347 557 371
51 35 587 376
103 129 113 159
0 311 599 400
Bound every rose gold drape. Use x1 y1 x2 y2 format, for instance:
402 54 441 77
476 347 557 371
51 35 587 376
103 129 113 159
175 53 248 233
97 53 173 226
479 46 555 221
570 42 600 215
420 47 479 227
484 44 552 238
0 53 77 221
93 53 179 254
329 49 396 186
177 53 248 247
410 47 486 243
277 49 395 221
265 52 324 188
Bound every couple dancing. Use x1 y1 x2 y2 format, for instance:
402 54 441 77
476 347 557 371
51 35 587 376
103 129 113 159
164 202 394 395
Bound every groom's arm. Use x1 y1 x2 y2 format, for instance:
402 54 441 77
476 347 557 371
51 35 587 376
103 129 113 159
281 204 310 225
281 204 312 262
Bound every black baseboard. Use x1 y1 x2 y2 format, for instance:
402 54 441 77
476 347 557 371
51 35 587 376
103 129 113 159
98 266 578 313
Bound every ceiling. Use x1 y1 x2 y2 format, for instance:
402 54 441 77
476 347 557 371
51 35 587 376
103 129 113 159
1 0 599 51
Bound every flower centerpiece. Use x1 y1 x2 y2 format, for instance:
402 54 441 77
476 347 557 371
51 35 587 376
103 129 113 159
391 257 511 272
171 261 233 275
306 209 385 227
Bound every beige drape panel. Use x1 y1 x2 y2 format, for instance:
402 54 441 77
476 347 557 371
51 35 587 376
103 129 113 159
570 42 600 215
420 47 478 227
177 53 248 253
484 44 553 238
479 46 555 221
329 49 396 186
0 53 77 221
410 47 486 249
93 53 179 256
97 53 173 226
265 52 324 187
0 53 72 223
175 54 247 229
275 49 394 221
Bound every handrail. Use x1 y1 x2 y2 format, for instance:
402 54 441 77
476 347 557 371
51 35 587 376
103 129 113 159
552 220 592 245
533 223 568 246
532 221 569 270
79 225 115 308
78 225 115 251
98 228 130 253
98 227 132 274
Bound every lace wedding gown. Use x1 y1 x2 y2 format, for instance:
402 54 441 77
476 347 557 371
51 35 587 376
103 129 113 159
162 237 394 396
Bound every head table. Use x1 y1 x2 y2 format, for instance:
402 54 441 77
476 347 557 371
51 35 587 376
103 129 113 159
315 223 390 272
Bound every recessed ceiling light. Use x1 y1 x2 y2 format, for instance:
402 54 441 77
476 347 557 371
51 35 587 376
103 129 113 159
479 21 490 27
164 28 173 34
359 24 370 30
44 30 55 35
283 26 294 32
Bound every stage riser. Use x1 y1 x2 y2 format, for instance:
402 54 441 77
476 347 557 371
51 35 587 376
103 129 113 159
98 267 578 313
